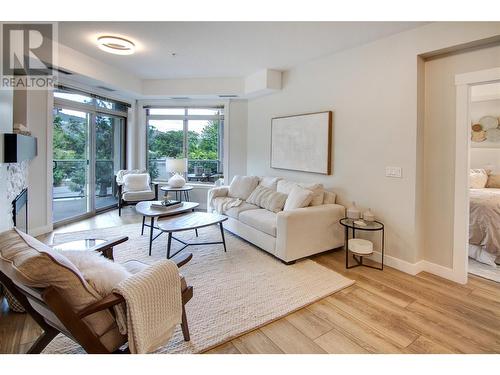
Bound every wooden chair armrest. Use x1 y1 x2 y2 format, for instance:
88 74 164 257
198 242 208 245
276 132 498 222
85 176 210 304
175 253 193 268
78 293 124 319
87 236 128 254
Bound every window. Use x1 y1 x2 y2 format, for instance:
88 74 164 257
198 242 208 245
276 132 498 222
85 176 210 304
146 106 224 183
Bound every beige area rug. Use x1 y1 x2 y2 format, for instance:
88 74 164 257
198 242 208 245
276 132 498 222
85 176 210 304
43 222 354 354
469 258 500 283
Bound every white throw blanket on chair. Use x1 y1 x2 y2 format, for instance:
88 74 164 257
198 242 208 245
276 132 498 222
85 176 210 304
113 260 182 354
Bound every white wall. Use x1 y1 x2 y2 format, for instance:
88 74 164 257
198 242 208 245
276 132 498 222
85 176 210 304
27 90 53 235
423 45 500 268
245 22 500 268
470 99 500 172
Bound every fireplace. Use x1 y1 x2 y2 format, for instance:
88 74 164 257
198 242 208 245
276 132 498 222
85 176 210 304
12 188 28 233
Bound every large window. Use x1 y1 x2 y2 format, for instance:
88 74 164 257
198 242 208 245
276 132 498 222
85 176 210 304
146 106 224 183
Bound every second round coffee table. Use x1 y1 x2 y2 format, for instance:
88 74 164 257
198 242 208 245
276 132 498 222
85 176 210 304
157 212 228 259
136 201 199 255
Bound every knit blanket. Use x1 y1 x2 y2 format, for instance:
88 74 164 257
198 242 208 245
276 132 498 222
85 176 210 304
113 260 182 354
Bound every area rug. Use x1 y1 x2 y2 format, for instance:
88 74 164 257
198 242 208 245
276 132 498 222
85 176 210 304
43 222 354 354
469 258 500 283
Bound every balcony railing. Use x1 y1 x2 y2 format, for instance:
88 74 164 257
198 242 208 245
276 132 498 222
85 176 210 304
149 159 223 183
53 159 117 199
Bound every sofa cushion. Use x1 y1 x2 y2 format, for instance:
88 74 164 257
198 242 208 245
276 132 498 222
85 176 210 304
228 175 260 200
224 202 260 219
123 173 150 192
284 186 314 211
123 190 155 201
239 209 277 237
259 176 282 191
246 185 287 213
277 180 324 206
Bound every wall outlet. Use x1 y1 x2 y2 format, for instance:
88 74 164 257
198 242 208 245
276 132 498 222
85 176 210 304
385 166 402 178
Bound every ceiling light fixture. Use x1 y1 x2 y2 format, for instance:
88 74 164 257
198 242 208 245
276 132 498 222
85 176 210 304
97 36 135 55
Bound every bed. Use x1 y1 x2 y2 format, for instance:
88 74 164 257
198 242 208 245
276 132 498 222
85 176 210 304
469 188 500 266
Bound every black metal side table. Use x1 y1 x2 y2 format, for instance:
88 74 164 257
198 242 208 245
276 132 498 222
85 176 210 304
339 218 384 270
160 185 194 202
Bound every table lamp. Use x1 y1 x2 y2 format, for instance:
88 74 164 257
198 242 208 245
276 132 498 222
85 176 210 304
165 158 187 187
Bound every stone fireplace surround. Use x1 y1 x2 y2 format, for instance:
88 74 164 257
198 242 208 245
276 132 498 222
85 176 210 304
1 161 28 231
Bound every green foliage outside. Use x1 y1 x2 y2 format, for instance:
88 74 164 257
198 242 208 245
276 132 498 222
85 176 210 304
53 113 118 195
147 120 220 179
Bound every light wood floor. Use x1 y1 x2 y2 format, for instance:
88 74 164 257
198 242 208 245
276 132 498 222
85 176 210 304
1 207 499 354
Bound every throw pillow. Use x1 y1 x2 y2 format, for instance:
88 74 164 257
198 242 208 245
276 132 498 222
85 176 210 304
323 190 337 204
300 183 324 206
486 174 500 188
246 185 288 213
277 180 324 206
259 176 282 191
63 251 131 298
284 186 314 211
469 169 488 189
228 175 260 200
123 173 150 192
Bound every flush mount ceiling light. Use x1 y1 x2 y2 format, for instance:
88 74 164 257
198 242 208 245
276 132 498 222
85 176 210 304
97 36 135 55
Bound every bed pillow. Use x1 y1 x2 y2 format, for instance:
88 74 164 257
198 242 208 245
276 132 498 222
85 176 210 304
469 169 488 189
246 185 288 213
486 174 500 188
284 186 314 211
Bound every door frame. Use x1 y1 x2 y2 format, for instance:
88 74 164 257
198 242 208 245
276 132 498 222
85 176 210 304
453 67 500 284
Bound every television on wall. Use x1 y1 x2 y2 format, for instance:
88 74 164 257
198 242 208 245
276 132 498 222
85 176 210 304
3 133 37 163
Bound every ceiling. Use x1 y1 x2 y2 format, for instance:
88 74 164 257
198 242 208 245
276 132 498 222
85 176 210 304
58 22 428 80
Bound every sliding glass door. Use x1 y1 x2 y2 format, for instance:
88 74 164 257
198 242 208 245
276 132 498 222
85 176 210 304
95 114 125 210
52 88 127 224
52 107 91 222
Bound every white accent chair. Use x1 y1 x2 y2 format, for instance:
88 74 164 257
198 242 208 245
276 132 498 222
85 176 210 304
116 170 158 216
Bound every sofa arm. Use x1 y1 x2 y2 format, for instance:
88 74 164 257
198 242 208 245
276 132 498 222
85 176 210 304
207 186 229 212
276 204 346 262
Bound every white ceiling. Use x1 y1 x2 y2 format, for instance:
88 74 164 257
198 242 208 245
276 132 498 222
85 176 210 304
58 22 427 80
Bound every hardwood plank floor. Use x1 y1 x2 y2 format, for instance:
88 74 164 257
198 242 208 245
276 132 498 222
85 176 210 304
1 207 499 354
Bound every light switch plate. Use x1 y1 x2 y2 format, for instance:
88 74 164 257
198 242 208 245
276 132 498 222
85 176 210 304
385 166 402 178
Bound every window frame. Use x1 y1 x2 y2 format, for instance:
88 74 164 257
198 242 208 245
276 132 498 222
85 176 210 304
145 106 224 183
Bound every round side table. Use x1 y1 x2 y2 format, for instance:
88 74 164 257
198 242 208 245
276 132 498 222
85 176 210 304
339 218 384 270
160 185 194 202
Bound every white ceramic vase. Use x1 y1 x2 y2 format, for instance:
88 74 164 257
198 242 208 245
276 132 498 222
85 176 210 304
363 208 375 222
168 173 186 188
347 201 361 220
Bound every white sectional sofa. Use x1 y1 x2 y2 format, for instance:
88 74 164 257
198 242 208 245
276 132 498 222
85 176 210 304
207 176 345 264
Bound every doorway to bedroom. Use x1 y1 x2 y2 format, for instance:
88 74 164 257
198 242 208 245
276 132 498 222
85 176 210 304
468 81 500 282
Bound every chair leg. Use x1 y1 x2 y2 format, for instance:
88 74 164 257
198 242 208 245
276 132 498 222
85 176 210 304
181 305 190 341
26 328 58 354
118 200 122 216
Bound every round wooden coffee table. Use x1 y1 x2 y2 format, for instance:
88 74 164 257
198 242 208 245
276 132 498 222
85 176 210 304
135 201 199 256
157 212 228 259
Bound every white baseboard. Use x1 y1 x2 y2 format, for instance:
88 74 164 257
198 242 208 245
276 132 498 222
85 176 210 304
370 251 459 282
29 224 53 237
